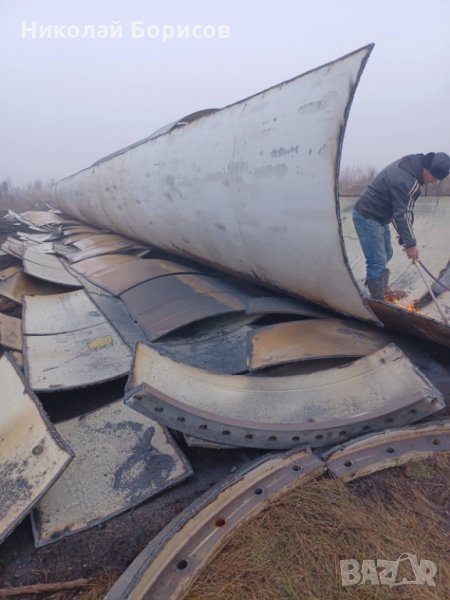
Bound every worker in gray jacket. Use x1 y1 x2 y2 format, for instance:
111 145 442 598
353 152 450 300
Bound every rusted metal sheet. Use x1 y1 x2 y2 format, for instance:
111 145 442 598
22 248 81 287
79 258 200 296
67 239 147 264
323 419 450 482
121 274 248 341
56 46 374 322
31 400 192 547
0 272 68 304
0 313 22 351
23 289 104 335
24 322 132 392
367 299 450 347
0 354 73 545
126 343 444 449
247 318 390 370
105 448 323 600
71 254 142 278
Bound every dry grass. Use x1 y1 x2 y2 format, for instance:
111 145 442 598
186 454 450 600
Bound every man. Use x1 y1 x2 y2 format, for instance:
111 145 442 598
353 152 450 300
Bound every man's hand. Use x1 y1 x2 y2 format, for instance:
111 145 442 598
404 246 419 262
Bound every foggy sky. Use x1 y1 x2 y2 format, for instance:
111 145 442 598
1 0 449 185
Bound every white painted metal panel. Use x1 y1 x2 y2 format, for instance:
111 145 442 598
56 46 374 320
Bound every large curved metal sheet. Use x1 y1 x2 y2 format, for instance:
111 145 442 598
22 248 81 287
79 257 200 296
121 274 248 341
23 289 104 335
0 272 69 304
0 313 22 351
31 400 192 547
323 419 450 482
105 448 324 600
67 239 147 264
126 343 444 449
56 46 374 321
0 354 73 545
247 318 390 370
24 322 132 392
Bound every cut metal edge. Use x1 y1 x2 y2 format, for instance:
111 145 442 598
323 418 450 482
0 353 74 545
105 448 324 600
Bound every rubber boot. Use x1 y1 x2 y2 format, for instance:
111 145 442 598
365 276 385 300
383 268 406 301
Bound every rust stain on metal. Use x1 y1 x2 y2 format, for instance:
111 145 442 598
247 318 390 370
87 335 113 350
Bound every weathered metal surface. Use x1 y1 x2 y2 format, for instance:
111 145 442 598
247 318 390 370
31 400 192 547
23 289 104 335
79 257 200 296
71 254 142 278
24 322 132 391
0 354 73 545
126 343 444 449
67 239 147 264
368 299 450 348
245 296 333 319
0 272 68 304
157 319 252 374
105 448 324 600
20 210 79 227
1 237 25 258
0 313 22 351
0 265 21 281
323 419 450 482
56 46 374 321
22 248 81 287
121 274 248 341
340 195 450 345
86 293 150 349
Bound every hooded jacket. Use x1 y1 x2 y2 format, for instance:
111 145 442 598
354 154 424 248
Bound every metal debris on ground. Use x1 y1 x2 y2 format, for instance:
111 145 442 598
126 342 444 449
31 400 192 547
0 354 73 545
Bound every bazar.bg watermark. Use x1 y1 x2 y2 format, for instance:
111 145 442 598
340 554 437 587
20 21 231 41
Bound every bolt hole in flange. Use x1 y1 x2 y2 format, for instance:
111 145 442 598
254 487 265 496
432 438 441 446
344 460 353 467
386 447 395 454
175 559 189 571
215 517 227 527
292 465 302 472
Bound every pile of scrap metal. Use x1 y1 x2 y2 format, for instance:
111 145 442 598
1 43 450 598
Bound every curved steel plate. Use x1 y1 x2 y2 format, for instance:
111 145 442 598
31 400 192 547
22 249 81 287
126 343 444 449
0 313 22 351
81 258 201 296
56 46 374 321
323 419 450 482
71 254 146 278
247 318 390 370
105 448 324 600
0 272 69 304
121 274 248 341
24 322 132 392
0 354 73 544
23 289 104 335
